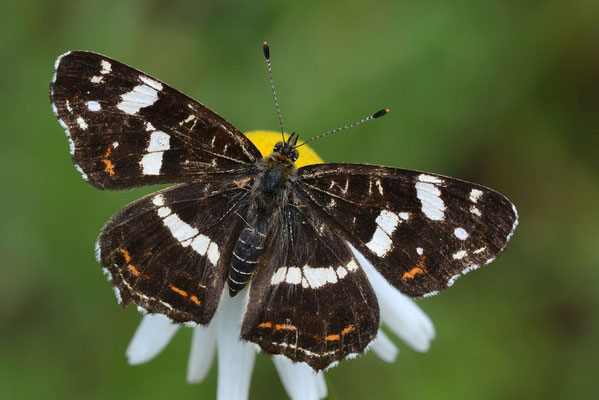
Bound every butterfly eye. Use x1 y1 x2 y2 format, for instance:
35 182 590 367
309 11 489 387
273 142 284 152
290 149 299 161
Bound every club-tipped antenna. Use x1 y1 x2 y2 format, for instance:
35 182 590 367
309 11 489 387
263 42 285 142
294 108 390 149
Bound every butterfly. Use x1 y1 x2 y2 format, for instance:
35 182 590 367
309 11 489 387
50 44 518 371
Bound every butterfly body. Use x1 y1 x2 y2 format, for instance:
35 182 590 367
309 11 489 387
50 50 518 370
229 140 299 295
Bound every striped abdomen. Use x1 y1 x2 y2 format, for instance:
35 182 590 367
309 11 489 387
228 218 267 296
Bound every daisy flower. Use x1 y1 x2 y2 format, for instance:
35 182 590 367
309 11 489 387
124 131 435 400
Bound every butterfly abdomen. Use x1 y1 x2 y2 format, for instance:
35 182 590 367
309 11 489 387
228 154 296 296
229 217 268 296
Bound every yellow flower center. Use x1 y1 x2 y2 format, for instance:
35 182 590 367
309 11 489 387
245 130 323 168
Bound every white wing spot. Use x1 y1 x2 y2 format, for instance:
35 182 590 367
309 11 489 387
139 76 163 91
86 101 101 111
302 266 338 288
336 266 348 279
153 194 165 206
473 247 486 254
76 117 88 130
147 131 170 152
140 152 163 175
207 242 220 265
180 114 197 126
155 202 219 265
90 75 104 84
346 259 359 271
100 60 112 74
285 267 302 284
189 235 210 255
454 227 468 240
470 205 482 216
140 131 170 175
398 212 410 220
366 210 400 257
157 207 171 218
418 174 444 184
376 179 384 195
470 189 483 203
271 267 287 285
117 84 160 115
416 181 445 220
112 141 119 148
342 180 349 194
416 247 423 255
452 250 467 260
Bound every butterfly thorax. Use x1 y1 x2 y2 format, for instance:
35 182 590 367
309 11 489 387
228 150 298 296
251 152 298 211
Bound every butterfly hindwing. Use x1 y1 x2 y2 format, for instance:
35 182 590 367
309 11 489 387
241 201 379 370
50 51 261 189
97 179 250 324
298 163 518 297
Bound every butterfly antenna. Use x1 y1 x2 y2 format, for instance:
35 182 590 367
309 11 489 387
263 42 285 142
295 108 390 149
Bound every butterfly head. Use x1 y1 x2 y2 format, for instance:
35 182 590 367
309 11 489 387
273 132 299 162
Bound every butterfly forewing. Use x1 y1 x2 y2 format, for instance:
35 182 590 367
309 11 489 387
50 51 261 189
298 163 518 297
97 181 250 324
241 202 379 370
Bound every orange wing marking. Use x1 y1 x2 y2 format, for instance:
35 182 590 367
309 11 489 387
325 324 356 342
118 248 131 263
127 265 141 276
257 322 297 331
169 284 188 297
341 324 356 336
402 256 428 281
118 248 140 276
100 146 115 176
275 324 297 331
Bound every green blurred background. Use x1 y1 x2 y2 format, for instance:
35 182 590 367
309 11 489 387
1 0 598 399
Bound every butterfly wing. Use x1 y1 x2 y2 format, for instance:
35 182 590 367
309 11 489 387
50 51 261 189
97 180 250 324
241 201 379 371
297 163 518 297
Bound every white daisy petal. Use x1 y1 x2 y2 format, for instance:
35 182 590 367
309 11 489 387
315 372 327 399
273 356 325 400
216 292 256 400
187 323 218 384
126 314 180 365
350 244 436 352
370 330 398 363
